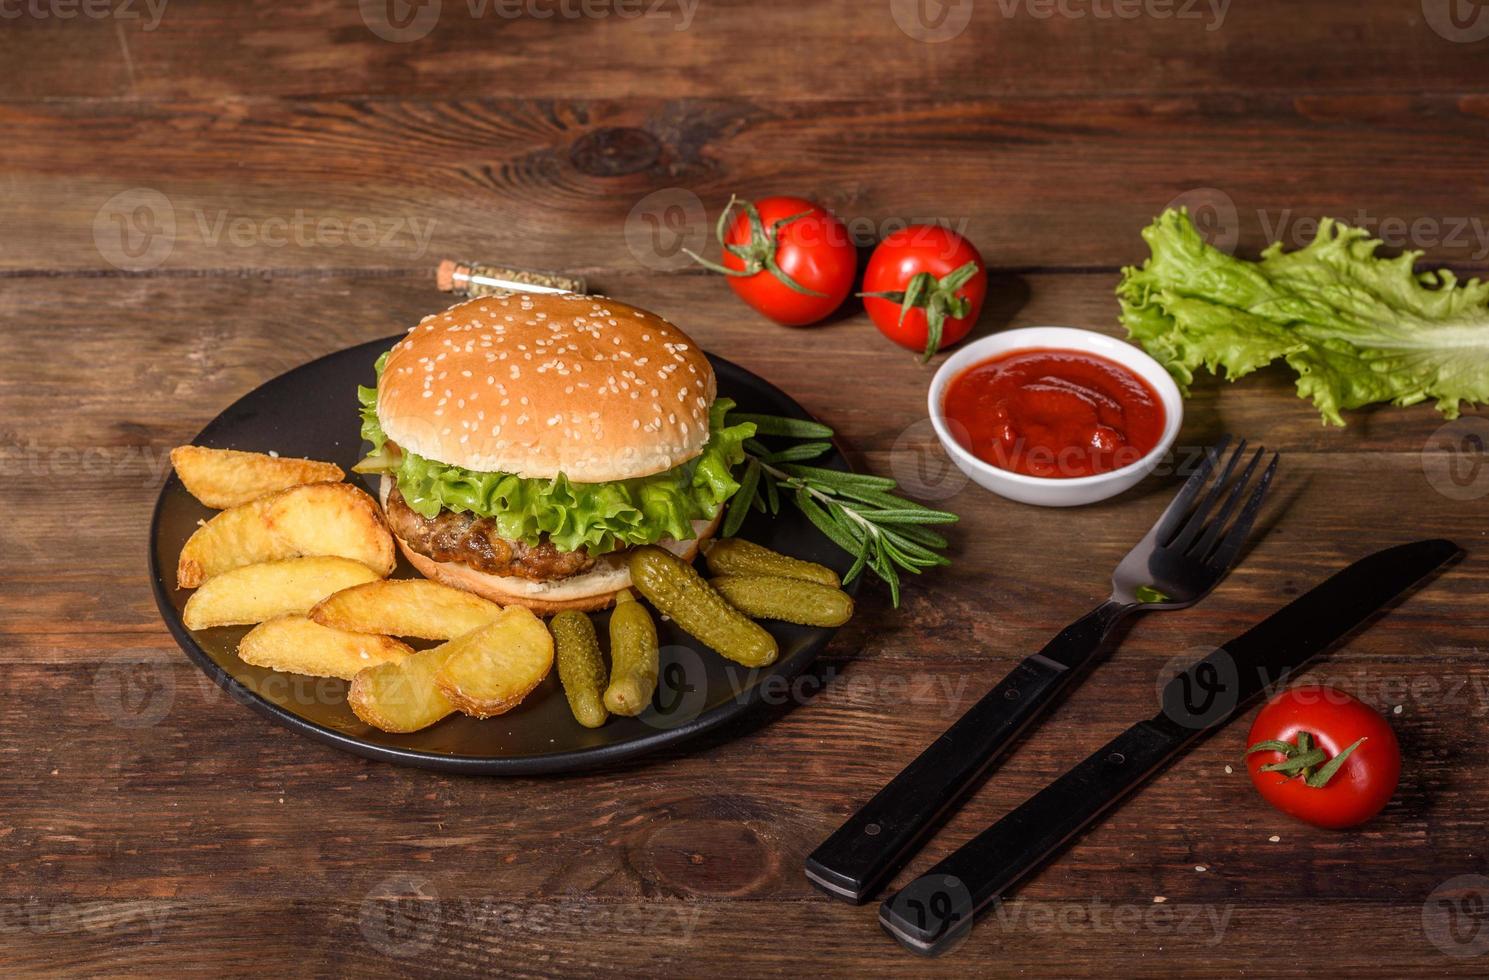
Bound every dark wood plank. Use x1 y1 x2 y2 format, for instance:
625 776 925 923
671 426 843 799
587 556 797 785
0 0 1485 102
7 95 1489 274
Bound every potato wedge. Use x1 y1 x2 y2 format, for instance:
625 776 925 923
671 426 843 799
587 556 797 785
434 607 554 719
238 615 412 680
348 641 462 734
183 557 383 629
176 482 395 588
171 445 344 509
309 579 503 640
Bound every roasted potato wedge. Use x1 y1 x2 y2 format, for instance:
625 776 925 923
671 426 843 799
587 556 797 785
171 445 344 509
434 607 554 719
309 579 503 640
238 615 412 680
176 482 395 588
182 557 382 629
348 641 462 733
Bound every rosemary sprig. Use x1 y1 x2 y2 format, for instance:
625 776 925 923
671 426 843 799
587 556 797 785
725 411 958 607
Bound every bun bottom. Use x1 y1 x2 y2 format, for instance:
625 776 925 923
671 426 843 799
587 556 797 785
382 476 719 614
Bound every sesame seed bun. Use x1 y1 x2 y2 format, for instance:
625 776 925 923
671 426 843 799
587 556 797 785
380 477 719 613
377 293 716 483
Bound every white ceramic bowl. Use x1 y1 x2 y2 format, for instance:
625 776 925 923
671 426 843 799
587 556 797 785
927 327 1184 507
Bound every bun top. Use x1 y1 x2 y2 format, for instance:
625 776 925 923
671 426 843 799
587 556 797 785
377 293 716 483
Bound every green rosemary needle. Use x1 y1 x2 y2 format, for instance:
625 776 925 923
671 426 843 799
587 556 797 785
725 410 957 607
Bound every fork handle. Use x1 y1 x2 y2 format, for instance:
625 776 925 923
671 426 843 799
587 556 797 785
804 600 1131 904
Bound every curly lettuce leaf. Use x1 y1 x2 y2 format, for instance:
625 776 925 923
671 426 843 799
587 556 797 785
1118 208 1489 425
357 356 754 554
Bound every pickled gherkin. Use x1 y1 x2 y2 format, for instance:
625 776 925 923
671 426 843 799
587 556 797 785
710 574 855 628
550 610 608 729
627 546 779 668
703 538 840 587
604 590 659 716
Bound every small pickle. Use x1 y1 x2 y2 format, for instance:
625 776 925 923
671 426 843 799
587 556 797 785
703 538 840 587
628 546 779 668
710 575 855 628
550 610 609 729
604 590 659 716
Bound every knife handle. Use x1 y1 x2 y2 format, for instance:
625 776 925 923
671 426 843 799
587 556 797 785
878 719 1184 955
804 600 1129 904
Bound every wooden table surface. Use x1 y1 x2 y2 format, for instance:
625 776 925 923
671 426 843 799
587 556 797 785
4 2 1489 976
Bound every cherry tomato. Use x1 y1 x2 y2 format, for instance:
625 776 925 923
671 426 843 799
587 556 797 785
688 195 856 327
1244 685 1401 829
862 225 987 360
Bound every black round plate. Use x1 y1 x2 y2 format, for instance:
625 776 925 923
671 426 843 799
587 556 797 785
150 336 858 775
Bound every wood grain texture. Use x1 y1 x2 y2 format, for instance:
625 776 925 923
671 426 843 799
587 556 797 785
6 95 1489 273
4 2 1489 976
0 0 1484 102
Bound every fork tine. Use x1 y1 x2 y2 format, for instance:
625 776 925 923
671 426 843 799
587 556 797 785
1169 438 1248 553
1154 435 1231 544
1208 452 1279 570
1191 446 1265 559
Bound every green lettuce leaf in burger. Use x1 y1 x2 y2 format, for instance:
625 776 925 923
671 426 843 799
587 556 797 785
355 293 754 613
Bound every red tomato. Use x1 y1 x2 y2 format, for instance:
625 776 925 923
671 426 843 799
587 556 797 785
862 225 987 360
1244 686 1401 829
691 196 856 327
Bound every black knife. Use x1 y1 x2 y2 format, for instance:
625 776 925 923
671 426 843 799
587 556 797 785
878 538 1461 956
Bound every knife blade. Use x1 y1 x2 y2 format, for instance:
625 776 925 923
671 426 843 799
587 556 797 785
878 538 1461 956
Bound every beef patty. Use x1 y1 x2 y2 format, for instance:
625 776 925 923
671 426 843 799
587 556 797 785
384 484 598 582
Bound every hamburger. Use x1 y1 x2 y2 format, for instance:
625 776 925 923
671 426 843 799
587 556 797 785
355 293 755 613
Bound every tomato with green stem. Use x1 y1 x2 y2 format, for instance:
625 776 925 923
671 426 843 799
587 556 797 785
861 225 987 361
685 195 856 327
1244 685 1401 829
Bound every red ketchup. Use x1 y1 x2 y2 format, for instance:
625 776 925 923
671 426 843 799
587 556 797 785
942 348 1165 479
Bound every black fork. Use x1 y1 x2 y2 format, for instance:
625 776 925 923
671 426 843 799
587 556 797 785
804 436 1279 903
